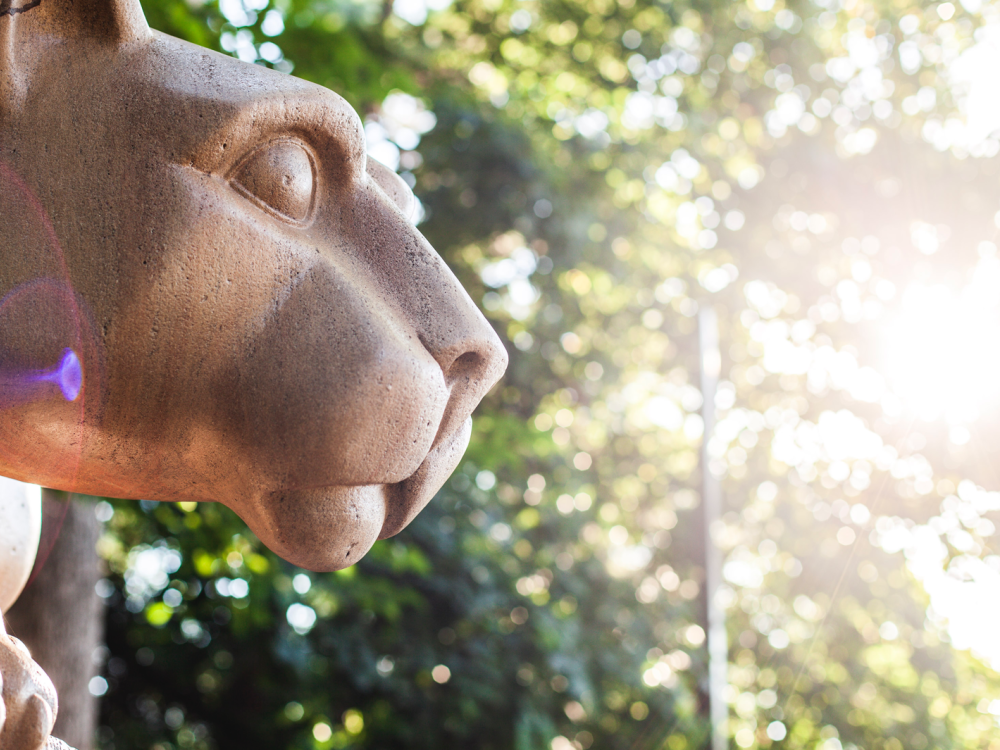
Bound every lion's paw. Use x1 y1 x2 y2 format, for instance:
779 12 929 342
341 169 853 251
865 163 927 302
0 634 76 750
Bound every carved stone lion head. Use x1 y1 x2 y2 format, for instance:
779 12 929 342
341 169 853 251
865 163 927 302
0 0 507 571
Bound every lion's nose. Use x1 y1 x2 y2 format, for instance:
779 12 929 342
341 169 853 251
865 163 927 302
348 171 509 445
429 325 508 393
418 303 508 447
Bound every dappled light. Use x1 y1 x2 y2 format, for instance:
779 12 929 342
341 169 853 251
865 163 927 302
72 0 1000 748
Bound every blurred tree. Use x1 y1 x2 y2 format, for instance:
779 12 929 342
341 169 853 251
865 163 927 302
89 0 1000 748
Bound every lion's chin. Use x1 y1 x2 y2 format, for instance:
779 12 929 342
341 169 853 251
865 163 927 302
239 484 388 572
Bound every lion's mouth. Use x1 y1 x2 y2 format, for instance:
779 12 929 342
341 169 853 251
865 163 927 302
244 416 472 571
378 415 473 539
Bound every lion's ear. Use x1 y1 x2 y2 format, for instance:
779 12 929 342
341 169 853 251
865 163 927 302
2 0 148 43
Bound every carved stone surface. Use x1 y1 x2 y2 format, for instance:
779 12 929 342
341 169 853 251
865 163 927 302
0 492 94 750
0 616 69 750
0 479 41 613
0 0 507 744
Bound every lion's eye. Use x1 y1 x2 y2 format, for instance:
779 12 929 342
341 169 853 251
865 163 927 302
231 140 314 223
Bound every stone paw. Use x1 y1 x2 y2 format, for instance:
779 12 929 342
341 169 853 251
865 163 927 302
0 633 76 750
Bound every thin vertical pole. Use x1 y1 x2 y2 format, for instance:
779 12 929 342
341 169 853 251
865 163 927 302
698 305 727 750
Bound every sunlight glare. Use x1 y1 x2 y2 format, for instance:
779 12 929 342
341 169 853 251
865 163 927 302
881 256 1000 425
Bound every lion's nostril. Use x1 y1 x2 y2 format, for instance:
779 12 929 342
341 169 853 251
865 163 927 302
446 351 482 385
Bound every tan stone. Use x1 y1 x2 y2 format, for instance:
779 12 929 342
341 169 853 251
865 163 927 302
0 0 507 744
0 0 506 572
0 480 41 613
0 616 63 750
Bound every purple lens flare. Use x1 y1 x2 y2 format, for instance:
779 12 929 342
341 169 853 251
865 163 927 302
0 348 85 406
0 161 98 487
34 348 83 401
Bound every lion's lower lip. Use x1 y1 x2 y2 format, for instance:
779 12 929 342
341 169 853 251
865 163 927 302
377 416 473 539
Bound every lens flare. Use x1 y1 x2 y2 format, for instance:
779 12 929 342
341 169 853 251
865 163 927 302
33 348 83 401
0 160 101 489
0 348 83 406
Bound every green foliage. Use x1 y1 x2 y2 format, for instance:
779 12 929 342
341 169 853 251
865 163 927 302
93 0 1000 748
98 482 699 750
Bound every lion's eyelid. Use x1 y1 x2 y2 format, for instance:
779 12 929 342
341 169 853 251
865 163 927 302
230 139 316 224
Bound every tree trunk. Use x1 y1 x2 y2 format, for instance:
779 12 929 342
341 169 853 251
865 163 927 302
6 491 104 750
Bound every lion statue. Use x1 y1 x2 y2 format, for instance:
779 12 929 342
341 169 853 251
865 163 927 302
0 0 508 745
